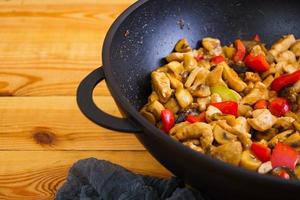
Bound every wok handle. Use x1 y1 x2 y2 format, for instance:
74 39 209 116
77 67 142 133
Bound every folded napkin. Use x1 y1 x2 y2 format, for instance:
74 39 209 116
55 158 211 200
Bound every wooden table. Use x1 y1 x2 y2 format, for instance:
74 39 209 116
0 1 171 199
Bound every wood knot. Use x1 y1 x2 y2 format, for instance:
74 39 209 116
33 128 56 145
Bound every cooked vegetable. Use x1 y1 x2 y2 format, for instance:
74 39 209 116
270 69 300 92
141 35 300 180
161 109 175 132
271 143 299 170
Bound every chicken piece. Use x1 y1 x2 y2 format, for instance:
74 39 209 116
202 37 222 56
274 117 295 130
211 141 242 166
183 140 204 153
192 85 211 97
170 122 213 150
140 106 156 124
164 98 180 114
151 71 173 103
268 130 294 148
166 73 183 89
269 34 296 57
274 61 287 74
222 62 247 92
283 62 299 74
241 82 269 105
166 52 185 62
247 109 277 132
183 53 198 71
197 97 211 112
291 40 300 57
175 88 193 109
185 67 202 88
189 68 210 91
146 100 165 120
206 63 227 87
205 105 222 122
275 50 296 63
166 61 185 75
245 72 261 83
148 91 159 102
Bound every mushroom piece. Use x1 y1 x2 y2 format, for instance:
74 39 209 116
283 132 300 151
238 104 253 118
241 82 269 105
269 34 296 57
291 40 300 57
166 52 185 62
197 97 211 112
183 140 204 153
175 38 192 53
146 100 165 120
202 37 222 56
151 71 173 103
170 122 213 150
222 62 247 92
258 161 273 174
247 109 277 132
268 129 294 148
274 117 295 130
213 124 237 144
240 150 262 171
211 141 242 166
205 105 222 122
175 88 193 109
206 63 227 87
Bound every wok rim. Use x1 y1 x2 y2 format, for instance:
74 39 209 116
102 0 300 189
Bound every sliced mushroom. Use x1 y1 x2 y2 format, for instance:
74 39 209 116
164 98 180 114
175 38 192 53
197 97 211 112
283 132 300 151
183 139 204 153
268 129 294 148
151 71 173 103
205 105 222 122
258 161 273 174
241 82 269 105
291 40 300 57
146 100 165 120
211 141 242 166
247 109 277 132
170 122 213 150
213 124 237 144
202 37 222 56
166 52 185 62
222 62 247 92
240 150 262 171
238 104 253 118
206 63 227 87
175 88 193 109
274 117 295 130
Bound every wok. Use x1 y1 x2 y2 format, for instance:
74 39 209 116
77 0 300 199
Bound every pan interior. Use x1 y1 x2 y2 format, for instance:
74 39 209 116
108 0 300 109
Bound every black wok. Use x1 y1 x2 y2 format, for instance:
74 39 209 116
77 0 300 199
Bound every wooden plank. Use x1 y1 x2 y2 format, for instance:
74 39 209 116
0 0 135 96
0 96 145 150
0 150 171 200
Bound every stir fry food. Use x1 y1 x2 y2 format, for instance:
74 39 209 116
140 34 300 180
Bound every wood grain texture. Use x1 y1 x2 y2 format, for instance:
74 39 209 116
0 96 145 150
0 0 135 96
0 151 171 200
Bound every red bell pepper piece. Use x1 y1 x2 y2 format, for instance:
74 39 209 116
233 39 246 62
254 99 268 110
244 53 270 72
194 54 203 62
211 101 238 117
211 55 225 64
252 34 261 42
185 112 206 123
268 97 290 117
161 109 175 133
250 143 271 162
270 69 300 92
271 143 299 170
